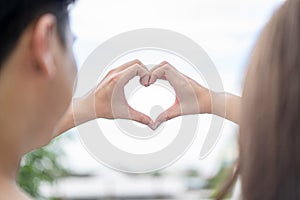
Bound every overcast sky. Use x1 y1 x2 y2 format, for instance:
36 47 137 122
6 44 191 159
64 0 285 175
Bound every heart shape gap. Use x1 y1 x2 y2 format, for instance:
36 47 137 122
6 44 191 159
124 77 176 122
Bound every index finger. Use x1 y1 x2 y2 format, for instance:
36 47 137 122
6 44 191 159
118 63 150 86
149 62 185 87
114 59 145 73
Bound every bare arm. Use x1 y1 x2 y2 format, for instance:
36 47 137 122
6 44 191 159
52 60 153 138
149 61 241 129
53 60 241 137
211 92 241 124
52 97 94 138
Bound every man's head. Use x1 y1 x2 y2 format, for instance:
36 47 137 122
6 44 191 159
0 0 77 152
0 0 76 66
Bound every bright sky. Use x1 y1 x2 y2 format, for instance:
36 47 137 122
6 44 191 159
70 0 284 94
63 0 285 176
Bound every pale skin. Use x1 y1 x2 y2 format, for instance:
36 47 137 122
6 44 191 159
0 13 240 200
54 61 241 135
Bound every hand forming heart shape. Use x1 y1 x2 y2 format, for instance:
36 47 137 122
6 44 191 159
93 60 211 130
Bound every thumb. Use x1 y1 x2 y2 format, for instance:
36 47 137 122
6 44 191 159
128 106 153 126
150 104 180 130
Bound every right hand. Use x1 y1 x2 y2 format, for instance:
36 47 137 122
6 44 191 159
82 59 153 126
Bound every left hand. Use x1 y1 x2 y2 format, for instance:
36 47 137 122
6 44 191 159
148 61 212 129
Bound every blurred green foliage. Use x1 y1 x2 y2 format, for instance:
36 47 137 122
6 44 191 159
17 138 68 199
207 162 234 199
184 168 200 178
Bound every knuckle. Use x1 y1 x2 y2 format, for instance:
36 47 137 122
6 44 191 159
107 68 117 76
128 64 141 75
132 63 141 69
133 64 148 76
109 74 120 84
133 59 142 65
161 64 171 72
161 61 174 70
161 61 169 65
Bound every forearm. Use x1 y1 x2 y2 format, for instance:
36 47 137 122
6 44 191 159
210 92 241 124
52 97 96 138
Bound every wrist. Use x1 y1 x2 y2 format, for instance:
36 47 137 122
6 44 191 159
210 92 227 116
196 87 214 114
73 95 97 125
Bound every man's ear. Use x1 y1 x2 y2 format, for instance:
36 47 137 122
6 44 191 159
31 14 58 79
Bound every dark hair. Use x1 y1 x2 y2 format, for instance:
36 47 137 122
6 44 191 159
0 0 76 67
217 0 300 199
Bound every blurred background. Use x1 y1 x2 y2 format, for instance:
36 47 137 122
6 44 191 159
17 0 284 199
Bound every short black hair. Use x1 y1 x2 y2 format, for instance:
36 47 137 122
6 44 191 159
0 0 76 67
